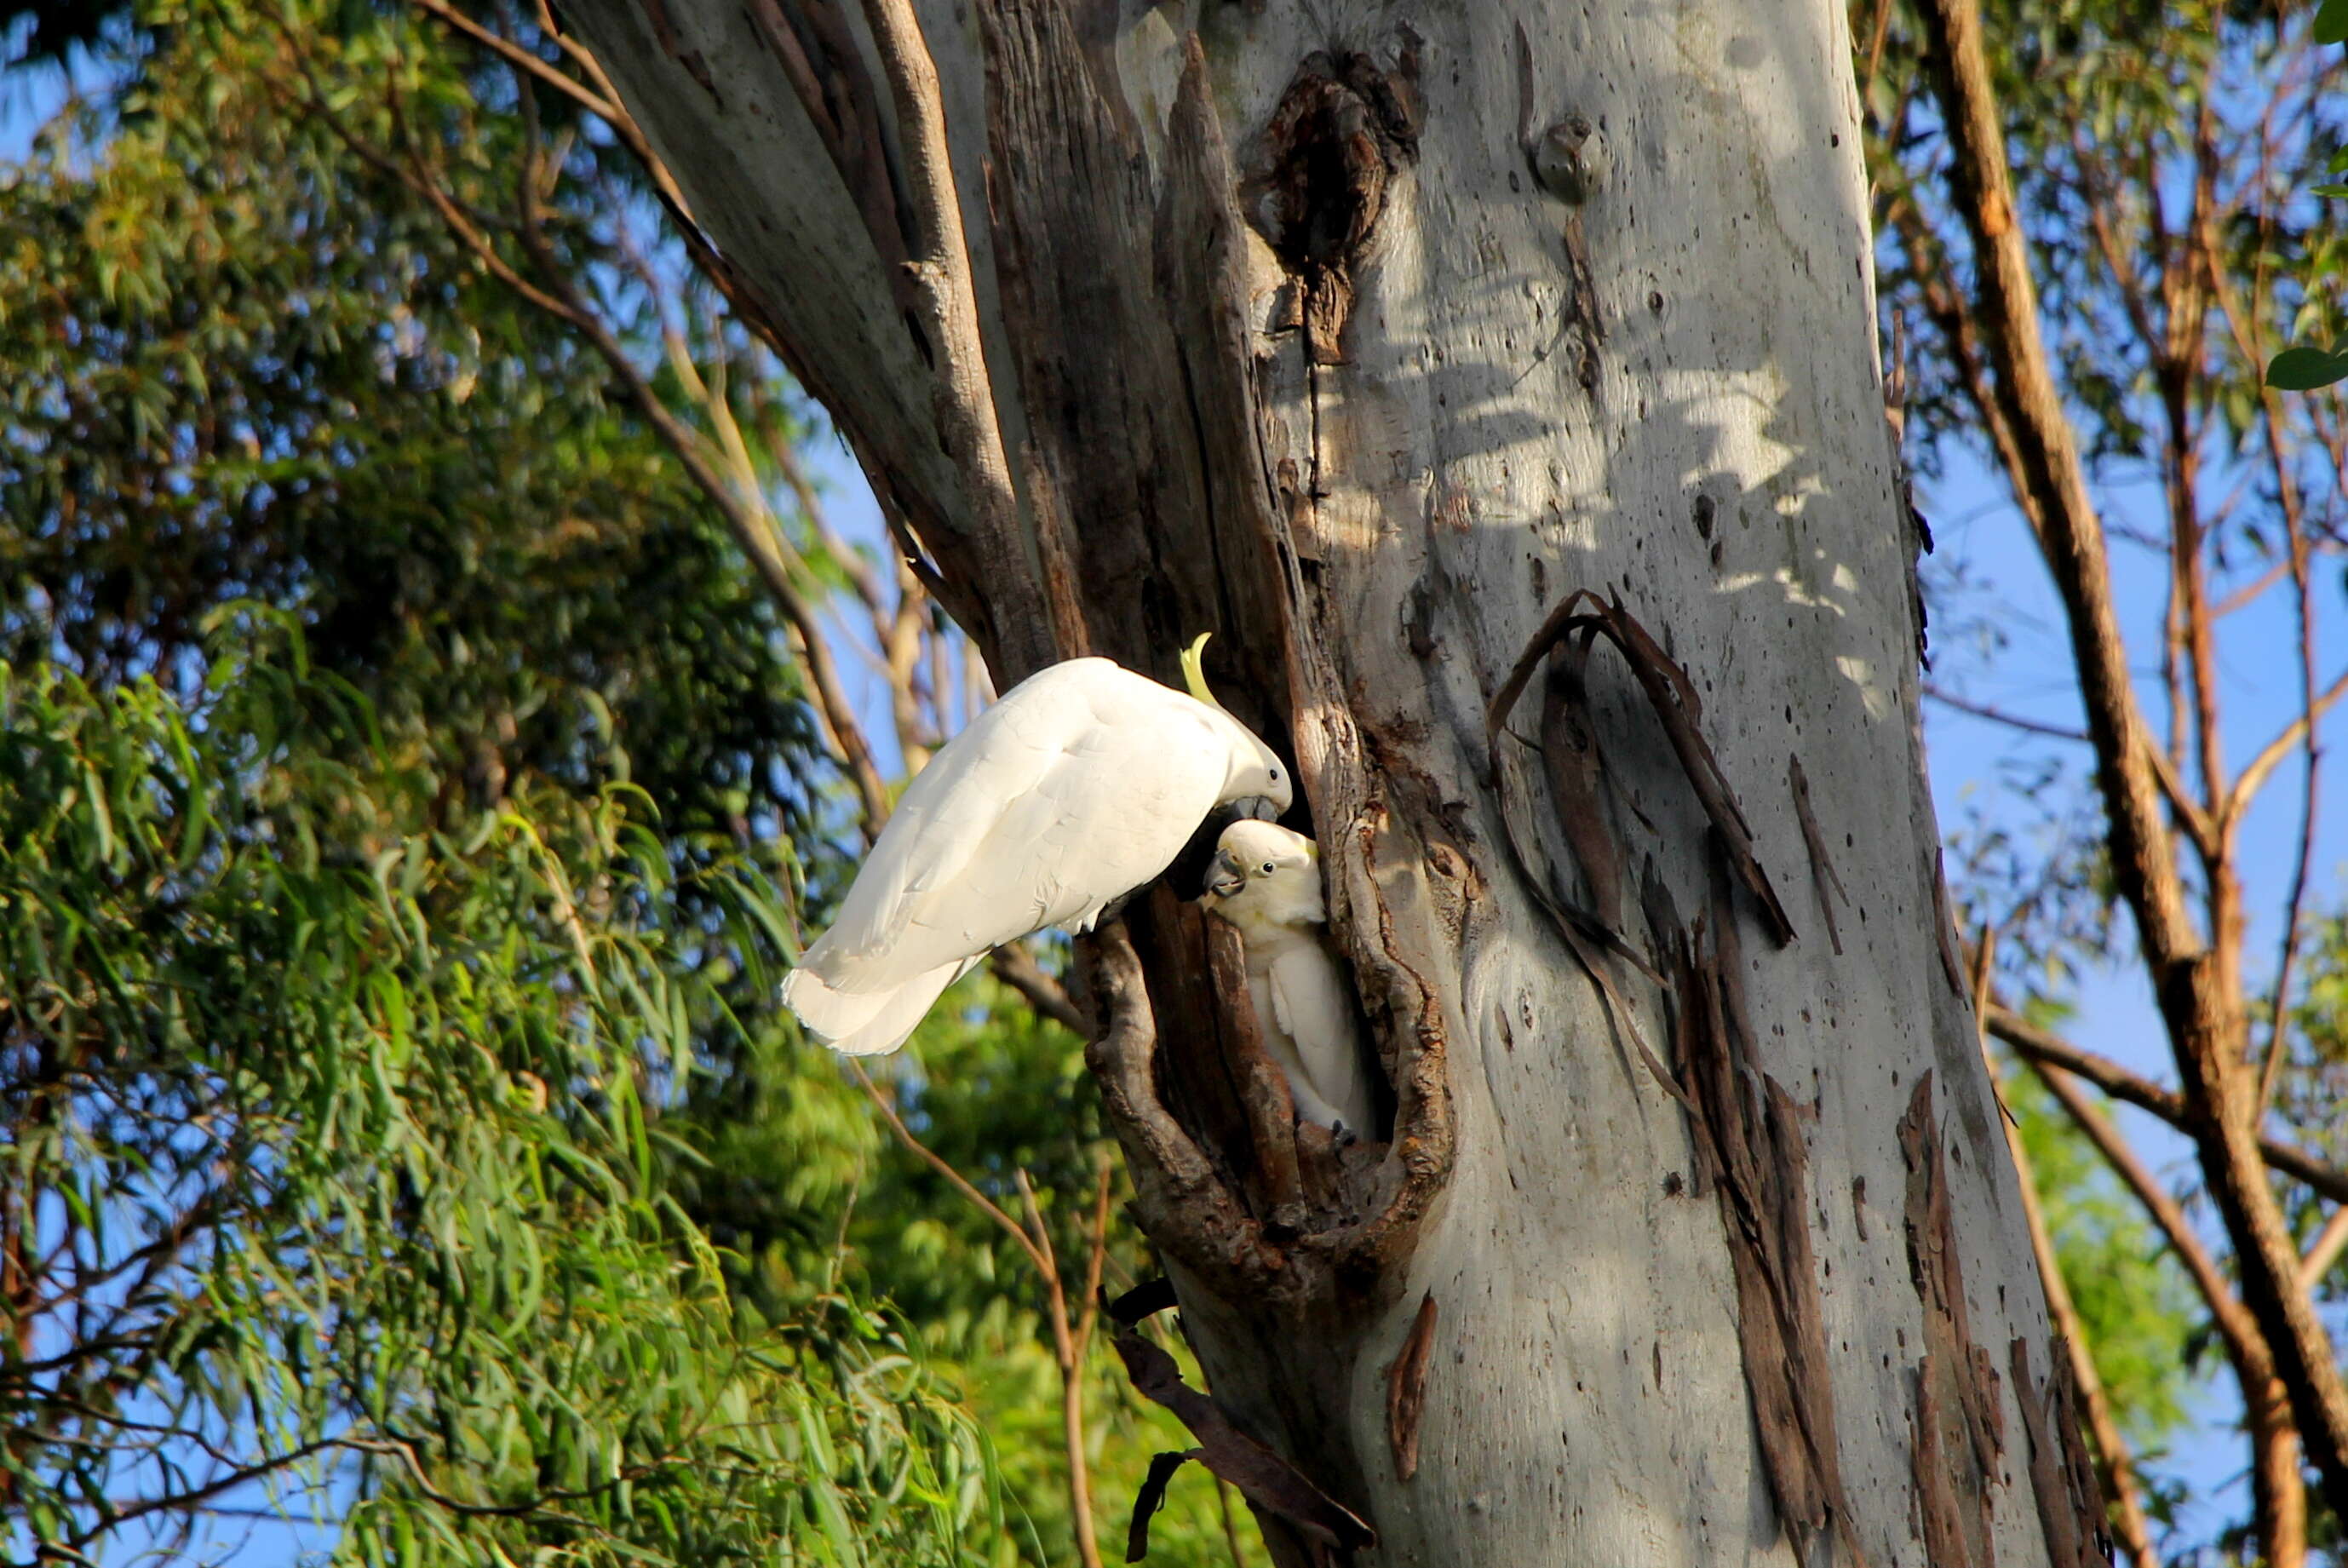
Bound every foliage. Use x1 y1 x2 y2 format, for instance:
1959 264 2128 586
0 0 827 853
675 963 1260 1568
2280 911 2348 1174
0 9 1250 1561
0 626 1003 1566
2274 3 2348 388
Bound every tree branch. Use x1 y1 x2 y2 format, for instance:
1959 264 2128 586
989 943 1088 1035
848 1060 1050 1278
506 69 894 837
1016 1169 1103 1568
2301 1206 2348 1293
1916 0 2348 1508
2226 667 2348 828
1984 1006 2348 1205
849 0 1047 672
2026 1060 2260 1360
408 0 624 124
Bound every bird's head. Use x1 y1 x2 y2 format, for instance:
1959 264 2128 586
1203 820 1323 922
1181 632 1294 823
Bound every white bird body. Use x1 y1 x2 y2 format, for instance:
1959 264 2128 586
1204 821 1377 1138
781 656 1291 1056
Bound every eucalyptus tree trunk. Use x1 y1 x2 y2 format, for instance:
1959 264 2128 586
565 0 2110 1561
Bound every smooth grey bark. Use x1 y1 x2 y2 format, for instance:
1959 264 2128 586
565 0 2110 1561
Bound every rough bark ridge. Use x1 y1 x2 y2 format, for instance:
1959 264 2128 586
568 0 2099 1560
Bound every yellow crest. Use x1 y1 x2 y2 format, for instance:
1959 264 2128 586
1180 632 1226 710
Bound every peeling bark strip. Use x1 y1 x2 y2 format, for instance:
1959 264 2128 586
1481 617 1664 1003
2008 1338 2113 1568
1899 1074 2005 1568
1243 48 1421 363
1637 857 1858 1559
1127 1448 1203 1562
1106 1277 1180 1327
2045 1347 2119 1566
1788 755 1847 956
1384 1291 1438 1481
1112 1331 1378 1554
1539 640 1624 930
1491 590 1796 947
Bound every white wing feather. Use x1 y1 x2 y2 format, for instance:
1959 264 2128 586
796 659 1228 996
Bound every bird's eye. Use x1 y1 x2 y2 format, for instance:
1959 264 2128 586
1261 862 1276 875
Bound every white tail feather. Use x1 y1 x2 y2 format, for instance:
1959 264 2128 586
780 955 981 1056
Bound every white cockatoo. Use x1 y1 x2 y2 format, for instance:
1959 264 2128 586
1202 820 1377 1139
780 642 1292 1056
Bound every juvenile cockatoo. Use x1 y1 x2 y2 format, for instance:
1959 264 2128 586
781 644 1291 1056
1203 820 1377 1139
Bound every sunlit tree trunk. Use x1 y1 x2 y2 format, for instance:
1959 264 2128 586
565 0 2109 1559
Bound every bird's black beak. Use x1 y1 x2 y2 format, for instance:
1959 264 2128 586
1202 847 1247 904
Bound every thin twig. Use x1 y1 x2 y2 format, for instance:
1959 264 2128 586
1015 1169 1104 1568
2302 1206 2348 1293
2228 666 2348 826
2027 1061 2258 1354
1983 1006 2348 1204
850 1062 1105 1568
1921 683 2211 854
1922 683 2087 742
848 1060 1048 1276
407 0 623 123
1214 1476 1252 1568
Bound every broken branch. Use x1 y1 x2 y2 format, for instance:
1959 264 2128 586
1111 1330 1376 1554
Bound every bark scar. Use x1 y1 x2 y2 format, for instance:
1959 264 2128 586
634 0 719 101
1513 20 1605 393
1384 1290 1439 1480
1788 754 1848 956
1245 49 1421 365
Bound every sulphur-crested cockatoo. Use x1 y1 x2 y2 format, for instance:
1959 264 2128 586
1203 820 1377 1138
781 644 1291 1056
